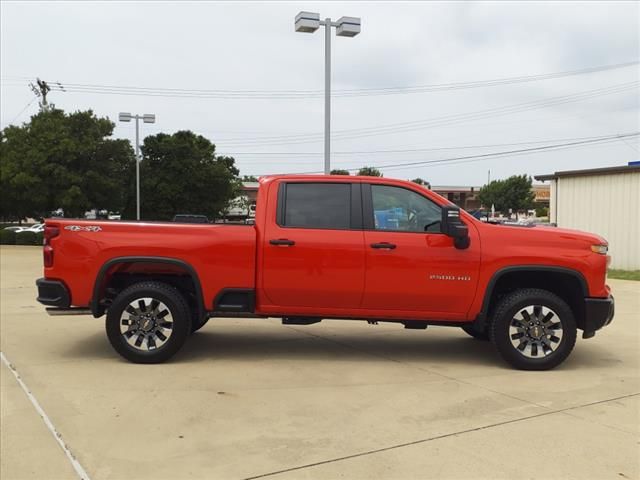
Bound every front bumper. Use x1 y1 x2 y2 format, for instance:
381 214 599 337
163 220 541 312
36 278 70 308
582 295 614 339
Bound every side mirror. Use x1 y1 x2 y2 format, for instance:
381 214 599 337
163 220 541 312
441 206 470 249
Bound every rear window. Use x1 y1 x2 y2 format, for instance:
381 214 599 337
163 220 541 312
282 183 351 229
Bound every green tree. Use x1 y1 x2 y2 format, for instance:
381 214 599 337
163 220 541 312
411 177 431 188
330 169 350 175
478 175 535 212
242 175 259 182
0 109 134 220
357 166 382 177
136 131 239 220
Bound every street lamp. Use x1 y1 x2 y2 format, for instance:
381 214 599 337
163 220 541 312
295 12 361 175
118 112 156 220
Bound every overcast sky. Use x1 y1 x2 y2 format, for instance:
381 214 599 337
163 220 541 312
1 1 639 185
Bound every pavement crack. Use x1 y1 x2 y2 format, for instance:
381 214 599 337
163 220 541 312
0 351 92 480
242 392 640 480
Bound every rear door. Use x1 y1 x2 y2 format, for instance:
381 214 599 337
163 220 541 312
362 183 480 318
261 181 365 309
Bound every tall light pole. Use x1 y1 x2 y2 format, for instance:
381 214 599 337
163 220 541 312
295 12 361 175
118 112 156 220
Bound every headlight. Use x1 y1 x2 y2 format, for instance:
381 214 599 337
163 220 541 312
591 244 608 255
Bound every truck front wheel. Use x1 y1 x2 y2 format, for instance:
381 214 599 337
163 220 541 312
490 288 577 370
106 281 192 363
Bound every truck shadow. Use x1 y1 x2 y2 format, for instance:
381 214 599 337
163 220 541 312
179 329 504 367
64 327 617 370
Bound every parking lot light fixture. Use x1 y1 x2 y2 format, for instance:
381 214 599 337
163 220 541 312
118 112 156 220
295 11 361 175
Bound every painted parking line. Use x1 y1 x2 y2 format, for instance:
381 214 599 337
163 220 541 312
0 351 91 480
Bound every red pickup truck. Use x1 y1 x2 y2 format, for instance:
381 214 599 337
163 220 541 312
36 175 614 369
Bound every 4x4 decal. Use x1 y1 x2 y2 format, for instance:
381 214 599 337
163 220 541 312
64 225 102 232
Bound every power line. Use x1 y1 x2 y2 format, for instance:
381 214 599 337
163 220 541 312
218 133 637 157
29 60 638 99
217 81 639 147
375 137 637 173
3 96 38 125
331 133 640 173
245 133 639 175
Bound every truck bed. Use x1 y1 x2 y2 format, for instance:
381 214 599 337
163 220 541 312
43 219 257 309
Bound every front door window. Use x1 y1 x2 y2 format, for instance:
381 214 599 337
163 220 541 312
371 185 442 233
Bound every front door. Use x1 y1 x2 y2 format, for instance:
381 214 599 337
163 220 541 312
362 183 480 319
261 181 365 310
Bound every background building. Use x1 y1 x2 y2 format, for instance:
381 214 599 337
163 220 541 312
431 186 481 210
536 164 640 270
240 182 259 203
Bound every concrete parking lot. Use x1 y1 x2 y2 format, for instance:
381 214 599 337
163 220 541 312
1 245 639 480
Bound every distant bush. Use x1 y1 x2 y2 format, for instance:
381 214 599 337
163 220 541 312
15 231 38 245
0 229 16 245
535 207 549 217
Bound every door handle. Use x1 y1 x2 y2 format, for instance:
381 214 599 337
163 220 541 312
370 242 396 250
270 238 295 246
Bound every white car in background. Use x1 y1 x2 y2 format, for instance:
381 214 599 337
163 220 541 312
27 223 45 233
7 223 45 233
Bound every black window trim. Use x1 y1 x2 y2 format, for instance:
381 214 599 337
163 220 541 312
276 181 363 231
362 183 447 235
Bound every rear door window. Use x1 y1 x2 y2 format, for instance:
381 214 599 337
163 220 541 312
281 183 351 229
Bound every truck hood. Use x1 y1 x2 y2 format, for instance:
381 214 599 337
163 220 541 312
528 224 607 245
479 221 607 246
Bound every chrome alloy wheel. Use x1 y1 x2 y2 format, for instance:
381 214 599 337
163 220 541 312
119 297 174 351
509 305 563 358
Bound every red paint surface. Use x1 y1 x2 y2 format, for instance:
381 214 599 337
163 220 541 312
44 175 610 321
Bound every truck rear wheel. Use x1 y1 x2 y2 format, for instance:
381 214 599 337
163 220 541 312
489 288 577 370
106 281 192 363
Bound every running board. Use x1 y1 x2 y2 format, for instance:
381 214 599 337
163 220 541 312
282 317 322 325
208 312 267 318
46 307 92 316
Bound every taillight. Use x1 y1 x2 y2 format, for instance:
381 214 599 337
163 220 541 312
44 225 59 244
43 225 59 267
43 245 54 267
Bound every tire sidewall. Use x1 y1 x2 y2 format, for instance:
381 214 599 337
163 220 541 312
106 282 191 363
491 290 577 370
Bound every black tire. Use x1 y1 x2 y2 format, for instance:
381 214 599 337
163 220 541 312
461 324 490 341
489 288 577 370
106 281 192 363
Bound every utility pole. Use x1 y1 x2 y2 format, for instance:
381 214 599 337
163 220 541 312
29 79 51 111
29 78 64 112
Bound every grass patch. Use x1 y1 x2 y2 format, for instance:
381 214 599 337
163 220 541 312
608 270 640 281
